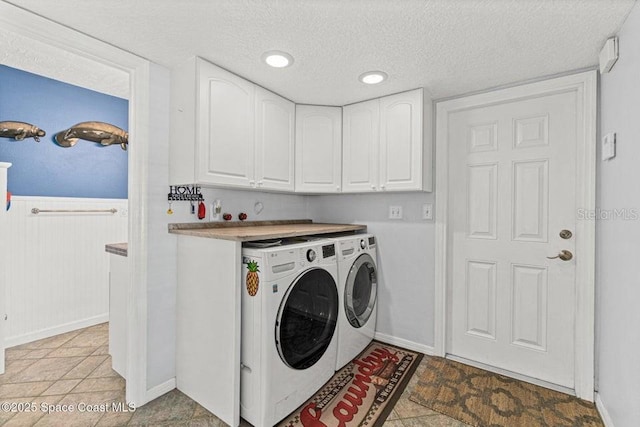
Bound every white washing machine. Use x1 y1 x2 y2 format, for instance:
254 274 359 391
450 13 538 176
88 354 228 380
331 234 378 370
241 239 339 427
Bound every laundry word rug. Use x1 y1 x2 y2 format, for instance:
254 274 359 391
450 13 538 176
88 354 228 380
278 341 423 427
409 356 604 427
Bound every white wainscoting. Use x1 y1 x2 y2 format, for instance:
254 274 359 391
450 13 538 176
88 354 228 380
4 196 128 347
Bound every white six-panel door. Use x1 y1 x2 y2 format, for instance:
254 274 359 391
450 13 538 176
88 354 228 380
448 90 579 389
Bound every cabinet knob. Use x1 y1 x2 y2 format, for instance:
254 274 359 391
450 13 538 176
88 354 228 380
380 184 386 190
258 181 264 186
336 186 340 191
371 185 376 190
249 180 255 187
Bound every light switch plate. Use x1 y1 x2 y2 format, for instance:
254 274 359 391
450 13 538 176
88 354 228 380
602 132 616 161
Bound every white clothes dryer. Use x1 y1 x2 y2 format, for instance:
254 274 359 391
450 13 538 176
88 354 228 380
331 234 378 370
240 239 339 427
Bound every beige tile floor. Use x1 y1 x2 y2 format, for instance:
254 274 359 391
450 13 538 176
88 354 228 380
0 324 464 426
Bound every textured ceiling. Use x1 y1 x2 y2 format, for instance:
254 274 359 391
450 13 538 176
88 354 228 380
5 0 636 105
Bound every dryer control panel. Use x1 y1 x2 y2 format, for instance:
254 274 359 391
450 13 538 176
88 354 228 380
322 244 336 259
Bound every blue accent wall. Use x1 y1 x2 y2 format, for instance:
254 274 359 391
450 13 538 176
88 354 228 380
0 65 128 199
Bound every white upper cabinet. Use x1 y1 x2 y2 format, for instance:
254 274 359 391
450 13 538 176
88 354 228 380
170 57 294 191
255 87 295 191
342 99 380 192
342 88 432 192
380 89 426 191
171 57 431 193
197 59 255 187
295 105 342 193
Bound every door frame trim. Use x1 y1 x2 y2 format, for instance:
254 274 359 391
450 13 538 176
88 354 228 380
433 71 597 401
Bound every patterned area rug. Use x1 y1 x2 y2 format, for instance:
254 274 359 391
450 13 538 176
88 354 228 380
278 341 423 427
409 357 603 427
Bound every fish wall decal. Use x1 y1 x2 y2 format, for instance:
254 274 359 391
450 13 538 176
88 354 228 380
0 121 46 142
55 121 128 151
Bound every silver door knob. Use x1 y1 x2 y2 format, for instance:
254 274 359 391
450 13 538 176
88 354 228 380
547 250 573 261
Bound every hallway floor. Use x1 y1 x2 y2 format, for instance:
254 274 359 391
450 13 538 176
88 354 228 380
0 323 466 426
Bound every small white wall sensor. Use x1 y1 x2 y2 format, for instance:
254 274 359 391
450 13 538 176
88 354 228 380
602 132 616 161
599 37 619 74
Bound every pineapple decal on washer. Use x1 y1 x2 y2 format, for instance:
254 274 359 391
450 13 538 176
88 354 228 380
246 260 260 296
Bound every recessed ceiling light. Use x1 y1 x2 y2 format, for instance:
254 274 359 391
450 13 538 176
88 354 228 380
359 71 388 85
262 51 294 68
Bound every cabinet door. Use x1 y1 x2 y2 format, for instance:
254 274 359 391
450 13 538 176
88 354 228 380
255 87 295 191
379 88 424 191
197 59 255 187
342 99 380 192
295 105 342 193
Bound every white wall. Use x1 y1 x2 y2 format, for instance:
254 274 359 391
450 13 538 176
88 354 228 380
596 3 640 426
144 64 177 390
166 188 308 224
308 192 435 350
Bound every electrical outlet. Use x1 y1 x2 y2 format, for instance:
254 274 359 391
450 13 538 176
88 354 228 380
422 203 433 220
389 205 403 219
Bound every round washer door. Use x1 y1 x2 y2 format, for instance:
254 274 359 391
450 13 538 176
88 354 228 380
345 253 377 328
276 268 338 370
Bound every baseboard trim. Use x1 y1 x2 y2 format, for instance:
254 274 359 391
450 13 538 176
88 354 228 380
4 313 109 348
145 378 176 404
374 332 435 355
595 393 615 427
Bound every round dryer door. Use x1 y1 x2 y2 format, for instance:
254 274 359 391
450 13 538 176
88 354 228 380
345 253 377 328
276 268 338 370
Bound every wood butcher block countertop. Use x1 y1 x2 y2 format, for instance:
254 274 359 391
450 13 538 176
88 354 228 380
168 219 366 242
